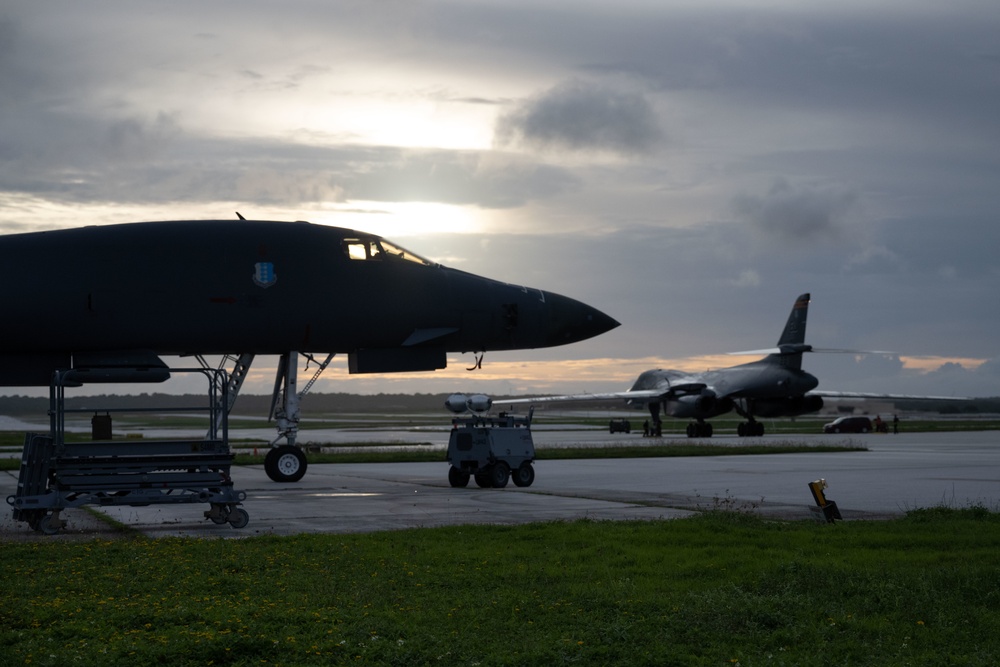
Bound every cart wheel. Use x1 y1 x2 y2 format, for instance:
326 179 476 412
490 462 510 488
512 463 535 487
228 508 250 529
474 469 493 488
265 445 308 483
448 466 470 488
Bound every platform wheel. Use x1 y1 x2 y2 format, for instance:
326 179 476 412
448 466 471 488
207 503 230 524
512 463 535 488
265 445 308 483
39 515 62 535
228 507 250 529
490 461 510 489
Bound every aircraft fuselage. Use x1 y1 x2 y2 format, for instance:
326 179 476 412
633 358 820 420
0 220 618 384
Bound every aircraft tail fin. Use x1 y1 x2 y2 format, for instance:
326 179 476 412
769 293 811 370
777 293 810 347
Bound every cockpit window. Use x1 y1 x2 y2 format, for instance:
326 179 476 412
343 236 435 266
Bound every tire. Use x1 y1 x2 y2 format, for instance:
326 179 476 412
512 463 535 487
228 508 250 529
490 462 510 488
39 515 61 535
474 469 493 488
265 445 308 483
208 504 230 524
448 466 470 488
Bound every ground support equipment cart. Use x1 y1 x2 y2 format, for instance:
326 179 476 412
446 409 536 489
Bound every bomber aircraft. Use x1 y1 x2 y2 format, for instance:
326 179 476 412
0 218 619 480
490 293 959 438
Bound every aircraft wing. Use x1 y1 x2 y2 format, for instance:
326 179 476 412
808 390 973 401
494 373 710 407
495 389 666 405
727 347 896 356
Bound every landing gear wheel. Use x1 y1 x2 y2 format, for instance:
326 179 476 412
448 466 470 488
512 463 535 487
490 462 510 488
688 422 714 438
228 508 250 529
265 445 308 483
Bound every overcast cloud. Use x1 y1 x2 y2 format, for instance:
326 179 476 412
1 0 999 399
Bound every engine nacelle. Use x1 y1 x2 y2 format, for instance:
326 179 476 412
667 393 731 419
754 395 824 418
444 393 493 414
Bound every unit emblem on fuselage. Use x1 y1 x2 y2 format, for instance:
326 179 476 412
253 262 277 288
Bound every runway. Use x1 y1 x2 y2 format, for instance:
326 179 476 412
2 430 998 539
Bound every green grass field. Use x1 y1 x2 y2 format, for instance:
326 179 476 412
2 420 998 664
2 509 998 666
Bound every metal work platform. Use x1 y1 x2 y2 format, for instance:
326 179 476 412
7 367 248 534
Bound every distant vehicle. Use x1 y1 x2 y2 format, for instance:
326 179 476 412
609 419 631 434
823 416 872 434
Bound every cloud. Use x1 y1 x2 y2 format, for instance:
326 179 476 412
731 269 762 289
348 150 580 209
731 179 858 244
102 112 181 161
0 117 579 211
495 79 663 156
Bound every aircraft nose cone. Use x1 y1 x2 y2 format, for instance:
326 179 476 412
544 292 620 346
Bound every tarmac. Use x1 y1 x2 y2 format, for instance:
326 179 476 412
2 429 999 540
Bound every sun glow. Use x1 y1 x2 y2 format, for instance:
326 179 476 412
898 356 988 372
323 201 486 238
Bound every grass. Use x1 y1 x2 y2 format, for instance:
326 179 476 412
1 509 999 666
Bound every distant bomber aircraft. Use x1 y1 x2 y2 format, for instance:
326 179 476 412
493 293 960 437
0 218 619 480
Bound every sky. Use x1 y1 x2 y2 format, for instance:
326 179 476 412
2 0 999 400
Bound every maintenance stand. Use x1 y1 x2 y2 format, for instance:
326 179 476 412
7 367 248 535
446 409 536 489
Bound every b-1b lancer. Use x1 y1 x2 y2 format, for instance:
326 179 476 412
495 293 960 438
0 218 618 480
